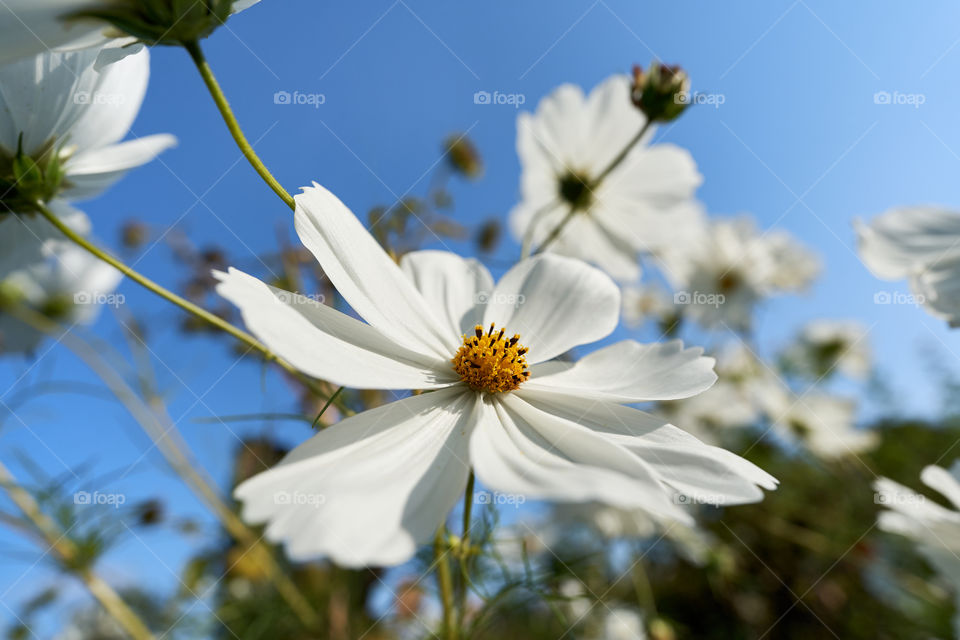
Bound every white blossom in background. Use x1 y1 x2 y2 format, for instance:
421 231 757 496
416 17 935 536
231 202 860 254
660 343 770 441
875 462 960 636
658 216 819 330
552 501 713 565
781 320 872 380
0 242 122 354
217 183 777 567
0 0 261 67
857 206 960 327
0 44 176 205
762 391 877 459
600 608 647 640
620 283 677 329
509 74 703 282
0 44 174 281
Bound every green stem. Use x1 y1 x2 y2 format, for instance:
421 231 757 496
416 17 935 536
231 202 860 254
532 207 576 256
456 472 475 628
312 386 344 429
434 527 458 640
531 120 653 257
591 119 653 186
33 201 331 402
183 40 295 211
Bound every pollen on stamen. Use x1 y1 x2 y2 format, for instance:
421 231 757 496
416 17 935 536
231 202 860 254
452 323 530 393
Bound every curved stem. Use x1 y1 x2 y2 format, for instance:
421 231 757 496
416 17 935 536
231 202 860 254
0 461 155 640
33 201 333 403
183 40 295 211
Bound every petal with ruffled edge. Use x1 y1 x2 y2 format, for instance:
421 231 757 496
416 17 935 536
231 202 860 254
215 267 457 390
482 254 619 363
235 387 477 567
523 340 717 403
514 389 777 506
294 184 457 359
400 250 493 339
471 393 690 522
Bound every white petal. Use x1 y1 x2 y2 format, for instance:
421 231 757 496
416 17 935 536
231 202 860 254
922 464 960 511
483 254 619 363
215 267 456 390
294 184 456 358
63 134 177 200
856 207 960 280
524 340 717 403
581 75 647 171
400 250 492 338
471 394 689 521
0 202 89 273
235 388 475 567
0 1 109 68
516 389 778 505
63 46 152 151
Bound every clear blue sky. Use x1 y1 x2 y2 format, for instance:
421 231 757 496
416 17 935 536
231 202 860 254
4 0 960 632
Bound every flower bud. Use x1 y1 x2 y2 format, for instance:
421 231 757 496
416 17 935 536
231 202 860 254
69 0 240 46
444 134 483 179
630 62 691 122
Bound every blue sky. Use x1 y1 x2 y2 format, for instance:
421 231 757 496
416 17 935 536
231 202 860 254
4 0 960 632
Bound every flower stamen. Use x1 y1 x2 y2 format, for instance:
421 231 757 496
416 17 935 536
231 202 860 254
453 323 530 393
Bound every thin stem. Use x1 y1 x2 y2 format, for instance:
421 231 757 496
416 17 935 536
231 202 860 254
32 201 333 403
434 527 457 640
456 472 475 628
183 40 295 210
0 461 155 640
312 386 344 429
591 119 652 186
532 207 576 256
531 120 653 257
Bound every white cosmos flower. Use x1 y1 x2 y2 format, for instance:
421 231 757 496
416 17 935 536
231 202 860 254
620 283 676 329
857 206 960 327
600 608 647 640
761 391 876 459
509 74 703 282
216 183 777 567
0 240 121 354
875 462 960 636
782 320 872 380
0 44 176 206
658 216 819 330
0 0 261 67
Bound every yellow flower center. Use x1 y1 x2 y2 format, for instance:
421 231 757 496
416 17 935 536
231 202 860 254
452 323 530 393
